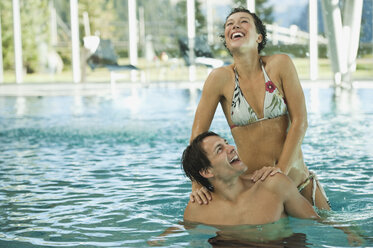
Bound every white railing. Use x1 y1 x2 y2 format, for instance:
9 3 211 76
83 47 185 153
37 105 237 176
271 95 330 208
266 24 328 45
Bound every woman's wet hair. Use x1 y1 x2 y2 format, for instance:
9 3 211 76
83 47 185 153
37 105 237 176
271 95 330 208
220 7 267 54
181 131 219 192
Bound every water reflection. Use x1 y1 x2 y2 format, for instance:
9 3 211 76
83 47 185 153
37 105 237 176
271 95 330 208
186 87 200 113
306 87 363 115
309 87 320 114
15 96 26 117
1 87 372 247
208 232 309 248
73 95 83 116
121 88 141 115
331 89 361 115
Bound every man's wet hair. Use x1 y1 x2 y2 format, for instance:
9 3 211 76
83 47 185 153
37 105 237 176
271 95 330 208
181 131 219 192
220 7 267 54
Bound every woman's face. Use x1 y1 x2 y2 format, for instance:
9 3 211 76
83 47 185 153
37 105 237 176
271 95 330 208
224 12 261 54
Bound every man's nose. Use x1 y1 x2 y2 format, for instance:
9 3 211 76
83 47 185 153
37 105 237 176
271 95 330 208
227 144 236 153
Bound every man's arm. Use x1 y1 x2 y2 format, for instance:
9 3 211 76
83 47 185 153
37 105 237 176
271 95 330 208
269 173 320 219
147 221 198 246
183 201 205 223
267 174 365 246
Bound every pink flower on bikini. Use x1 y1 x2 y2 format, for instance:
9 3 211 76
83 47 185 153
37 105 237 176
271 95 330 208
265 81 276 93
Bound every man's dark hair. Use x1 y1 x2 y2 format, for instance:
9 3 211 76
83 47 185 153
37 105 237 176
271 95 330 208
181 131 219 192
220 7 267 54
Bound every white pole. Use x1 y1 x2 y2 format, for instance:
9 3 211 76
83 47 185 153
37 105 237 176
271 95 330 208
139 6 146 55
187 0 196 81
309 0 318 80
128 0 138 82
70 0 81 83
343 0 363 78
0 9 4 83
206 0 214 45
12 0 23 83
49 0 58 46
83 11 91 36
128 0 138 66
247 0 255 12
321 0 346 87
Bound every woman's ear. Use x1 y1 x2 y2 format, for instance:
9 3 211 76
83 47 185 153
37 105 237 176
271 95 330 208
200 168 214 179
256 34 263 44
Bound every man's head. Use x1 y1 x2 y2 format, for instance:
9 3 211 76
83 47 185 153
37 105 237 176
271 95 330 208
220 7 267 54
182 132 247 191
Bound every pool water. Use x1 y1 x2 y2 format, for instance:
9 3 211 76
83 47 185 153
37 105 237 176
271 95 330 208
0 85 372 247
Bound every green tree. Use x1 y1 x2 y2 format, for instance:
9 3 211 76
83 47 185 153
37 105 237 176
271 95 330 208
0 0 14 70
0 0 49 72
53 0 118 41
175 0 207 37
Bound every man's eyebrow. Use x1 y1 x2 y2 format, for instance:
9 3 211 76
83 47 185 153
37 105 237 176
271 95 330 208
214 143 223 153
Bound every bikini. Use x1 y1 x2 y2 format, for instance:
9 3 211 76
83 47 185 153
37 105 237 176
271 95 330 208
230 60 330 207
230 59 287 129
298 171 331 207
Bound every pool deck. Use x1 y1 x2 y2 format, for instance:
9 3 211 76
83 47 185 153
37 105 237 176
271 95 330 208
0 80 372 96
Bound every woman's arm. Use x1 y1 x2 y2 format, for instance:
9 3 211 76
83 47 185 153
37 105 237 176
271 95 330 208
190 69 224 142
189 68 226 203
275 54 308 174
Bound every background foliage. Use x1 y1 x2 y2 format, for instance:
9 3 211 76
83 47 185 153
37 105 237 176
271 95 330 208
0 0 371 75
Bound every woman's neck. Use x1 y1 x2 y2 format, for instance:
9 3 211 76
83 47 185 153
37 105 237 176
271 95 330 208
233 51 261 79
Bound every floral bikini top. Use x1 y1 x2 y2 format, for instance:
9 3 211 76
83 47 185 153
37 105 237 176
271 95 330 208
230 60 288 128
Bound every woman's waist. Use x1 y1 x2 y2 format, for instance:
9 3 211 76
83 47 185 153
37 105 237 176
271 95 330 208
233 133 288 157
238 149 308 184
230 116 289 140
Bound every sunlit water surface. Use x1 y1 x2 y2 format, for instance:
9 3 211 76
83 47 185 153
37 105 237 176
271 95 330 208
0 86 372 247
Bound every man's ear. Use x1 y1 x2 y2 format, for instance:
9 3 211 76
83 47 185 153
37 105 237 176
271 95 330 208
200 168 214 178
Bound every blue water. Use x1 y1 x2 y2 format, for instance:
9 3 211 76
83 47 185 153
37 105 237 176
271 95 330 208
0 86 372 247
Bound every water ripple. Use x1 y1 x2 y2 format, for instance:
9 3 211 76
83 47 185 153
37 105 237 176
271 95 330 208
0 89 372 247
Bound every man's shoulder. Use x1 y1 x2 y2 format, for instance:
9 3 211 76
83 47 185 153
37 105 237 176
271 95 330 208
258 173 294 195
184 200 212 223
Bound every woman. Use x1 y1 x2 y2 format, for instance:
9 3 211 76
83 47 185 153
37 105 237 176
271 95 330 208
190 7 330 210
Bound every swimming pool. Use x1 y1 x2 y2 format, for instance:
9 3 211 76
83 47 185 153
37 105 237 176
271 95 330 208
0 84 372 247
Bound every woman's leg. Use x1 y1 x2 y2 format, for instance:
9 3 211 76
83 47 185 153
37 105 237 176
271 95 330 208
300 176 331 210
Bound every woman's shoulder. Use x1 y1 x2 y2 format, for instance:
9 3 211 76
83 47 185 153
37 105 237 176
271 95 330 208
261 54 292 65
210 64 234 78
204 64 234 87
261 54 294 80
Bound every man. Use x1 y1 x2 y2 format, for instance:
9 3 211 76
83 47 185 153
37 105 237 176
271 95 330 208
182 131 319 225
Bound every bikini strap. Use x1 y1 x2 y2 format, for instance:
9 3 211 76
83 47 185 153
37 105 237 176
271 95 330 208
233 67 240 87
259 58 270 83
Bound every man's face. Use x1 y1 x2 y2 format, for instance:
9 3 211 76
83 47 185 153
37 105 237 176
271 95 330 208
201 135 247 179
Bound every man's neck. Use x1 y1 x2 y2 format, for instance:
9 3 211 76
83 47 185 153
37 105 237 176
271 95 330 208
212 176 254 202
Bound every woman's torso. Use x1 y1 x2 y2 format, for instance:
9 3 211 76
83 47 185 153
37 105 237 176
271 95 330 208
218 56 308 186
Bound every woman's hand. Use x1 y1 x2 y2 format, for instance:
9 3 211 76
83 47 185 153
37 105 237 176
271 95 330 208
190 186 212 205
251 166 282 182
